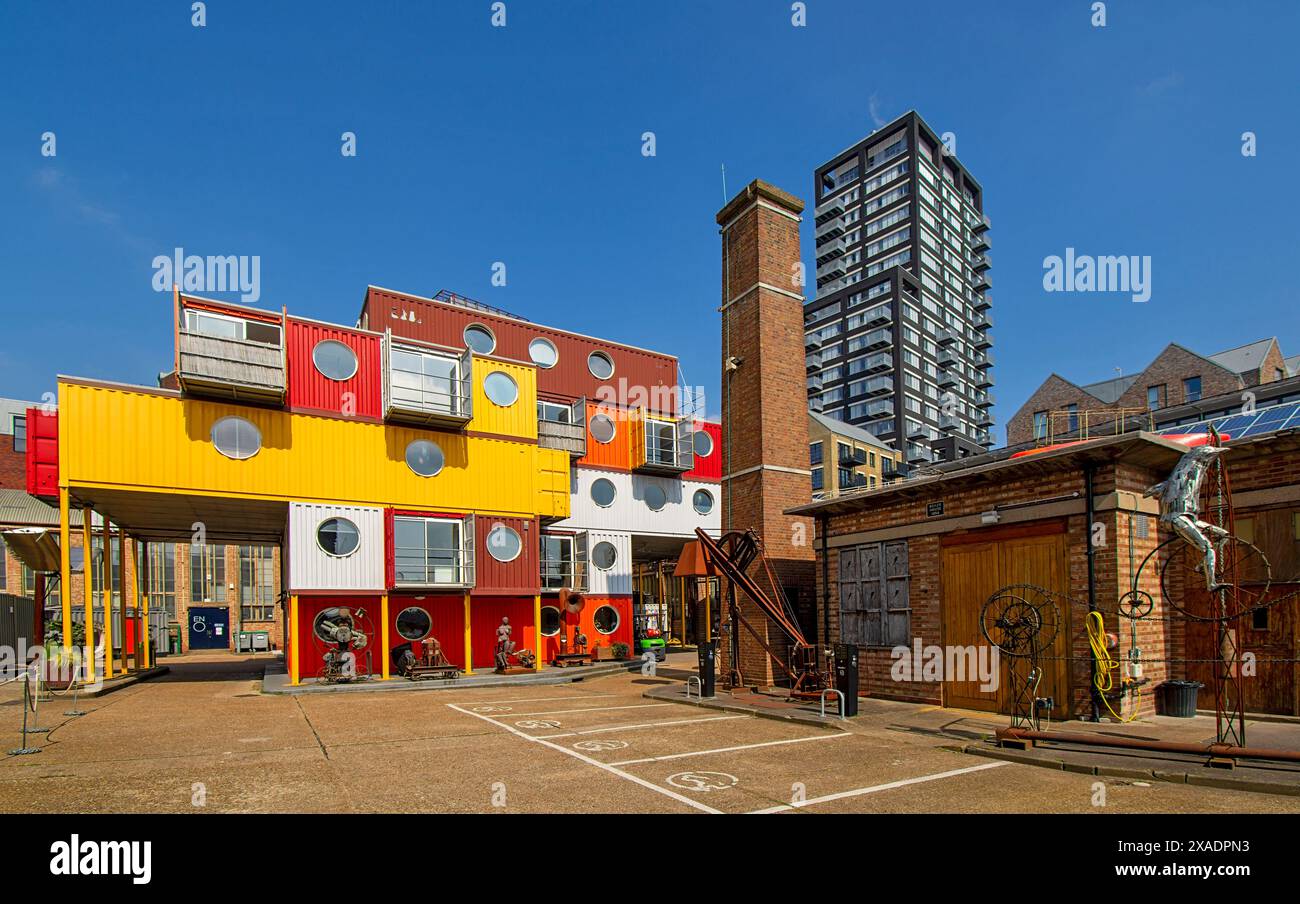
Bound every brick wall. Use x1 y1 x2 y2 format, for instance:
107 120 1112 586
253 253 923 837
0 445 25 491
717 180 816 686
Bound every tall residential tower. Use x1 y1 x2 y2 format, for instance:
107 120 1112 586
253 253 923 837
804 111 994 466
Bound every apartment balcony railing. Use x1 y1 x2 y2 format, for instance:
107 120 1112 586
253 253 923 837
863 352 892 374
815 235 847 264
860 328 892 352
838 447 867 466
537 397 587 457
973 312 993 330
541 558 589 593
939 414 959 431
863 400 894 420
805 351 823 372
393 543 476 590
860 304 892 329
937 326 957 346
974 392 995 408
971 212 991 233
972 230 990 252
975 371 995 389
386 342 474 428
974 331 993 350
938 348 957 367
907 423 929 440
865 376 894 397
814 193 847 224
975 272 992 290
815 216 846 240
938 369 957 389
907 445 933 464
973 351 995 369
633 416 694 475
972 252 991 272
973 293 992 312
177 329 286 403
976 411 994 427
817 257 848 280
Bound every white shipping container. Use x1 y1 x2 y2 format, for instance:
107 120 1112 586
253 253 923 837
556 468 721 538
584 529 632 596
288 502 385 592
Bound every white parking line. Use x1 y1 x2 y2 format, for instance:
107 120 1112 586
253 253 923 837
447 703 722 814
608 731 850 766
508 703 677 717
535 715 750 739
455 693 615 706
748 761 1010 813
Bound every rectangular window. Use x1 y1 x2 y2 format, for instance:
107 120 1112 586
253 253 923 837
644 418 678 465
838 540 911 647
811 468 824 492
184 309 281 346
1183 376 1202 403
189 544 226 603
390 346 464 417
541 534 580 591
809 441 823 466
92 535 123 608
148 543 178 617
1147 385 1165 410
239 545 276 622
393 516 471 587
537 400 572 423
1065 403 1080 434
12 415 26 453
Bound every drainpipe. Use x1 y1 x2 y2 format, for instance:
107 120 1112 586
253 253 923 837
1085 464 1100 721
820 514 831 646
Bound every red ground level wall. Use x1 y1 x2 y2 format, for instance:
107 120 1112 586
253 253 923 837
540 595 632 661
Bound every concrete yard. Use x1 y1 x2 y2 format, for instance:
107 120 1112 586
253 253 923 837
3 653 1299 815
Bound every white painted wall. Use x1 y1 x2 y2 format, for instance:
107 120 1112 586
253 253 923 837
555 468 721 538
288 502 385 592
584 529 633 596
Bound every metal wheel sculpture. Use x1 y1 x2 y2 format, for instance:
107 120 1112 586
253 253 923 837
980 585 1061 730
312 605 373 684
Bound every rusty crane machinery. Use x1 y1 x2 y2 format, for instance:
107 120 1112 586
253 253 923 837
693 527 828 699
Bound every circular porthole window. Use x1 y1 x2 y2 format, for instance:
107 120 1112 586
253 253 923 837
644 484 667 512
484 371 518 407
312 339 358 382
528 337 558 369
693 489 714 515
211 416 262 460
395 607 432 641
486 524 523 562
587 351 615 380
589 413 616 444
540 606 562 637
693 429 714 458
464 324 496 355
593 605 620 635
590 478 617 508
592 541 618 571
317 517 360 557
405 439 444 477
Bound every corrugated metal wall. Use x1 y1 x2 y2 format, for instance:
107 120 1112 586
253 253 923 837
585 530 632 596
469 357 538 440
554 469 720 538
683 420 722 483
286 318 384 419
576 401 632 471
296 594 384 679
469 596 535 669
25 406 58 499
540 594 632 660
388 593 465 668
366 288 679 415
475 516 540 595
288 502 385 591
60 382 567 520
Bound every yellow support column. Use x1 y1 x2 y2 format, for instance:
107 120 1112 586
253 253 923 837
462 592 473 675
138 536 150 670
380 593 390 680
289 594 300 685
58 489 73 660
533 593 542 671
81 510 98 682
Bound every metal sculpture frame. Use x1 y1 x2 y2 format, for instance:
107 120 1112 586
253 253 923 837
979 585 1061 730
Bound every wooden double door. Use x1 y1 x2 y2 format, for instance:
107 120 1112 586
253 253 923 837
940 523 1073 716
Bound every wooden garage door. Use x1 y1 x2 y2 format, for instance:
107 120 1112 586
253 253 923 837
941 525 1072 716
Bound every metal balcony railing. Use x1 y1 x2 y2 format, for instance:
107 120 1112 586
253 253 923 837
541 559 588 593
393 549 475 589
387 343 474 428
538 397 587 457
177 329 286 402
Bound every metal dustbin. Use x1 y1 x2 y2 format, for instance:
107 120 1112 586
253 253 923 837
235 631 253 653
1161 680 1204 717
251 631 270 652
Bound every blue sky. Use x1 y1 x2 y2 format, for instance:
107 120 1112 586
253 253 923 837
1 0 1296 439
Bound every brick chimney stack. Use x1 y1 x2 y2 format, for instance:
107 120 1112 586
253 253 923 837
716 179 816 686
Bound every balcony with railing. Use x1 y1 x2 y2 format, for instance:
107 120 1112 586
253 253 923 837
838 446 867 466
939 414 959 431
973 351 995 369
938 347 958 368
907 444 933 464
863 352 892 374
972 230 990 252
393 514 476 590
860 328 893 352
974 330 993 350
938 369 957 388
633 415 694 475
538 397 587 457
177 306 286 402
973 311 993 330
971 212 991 233
386 342 474 428
864 375 894 397
817 256 848 281
973 391 995 408
863 399 894 420
974 271 992 290
975 370 995 389
937 326 957 346
860 303 892 329
815 235 847 264
973 293 992 311
971 252 991 272
541 537 589 593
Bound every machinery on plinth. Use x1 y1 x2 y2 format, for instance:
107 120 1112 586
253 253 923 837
394 636 461 682
314 606 374 684
551 588 592 668
693 527 830 701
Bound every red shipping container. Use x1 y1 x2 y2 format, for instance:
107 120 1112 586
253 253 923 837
296 594 385 680
470 596 536 670
683 420 722 483
389 593 466 669
286 318 383 420
475 516 539 596
362 287 680 415
540 595 633 661
25 406 59 500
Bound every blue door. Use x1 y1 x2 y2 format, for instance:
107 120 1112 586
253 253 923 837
188 607 230 650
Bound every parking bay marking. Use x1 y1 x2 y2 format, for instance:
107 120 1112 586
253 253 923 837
608 731 850 766
748 761 1010 814
506 703 678 717
447 703 723 814
533 715 751 739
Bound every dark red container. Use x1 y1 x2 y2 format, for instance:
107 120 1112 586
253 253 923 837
362 287 679 415
474 516 539 596
389 593 466 669
470 596 536 669
286 317 383 420
25 406 59 500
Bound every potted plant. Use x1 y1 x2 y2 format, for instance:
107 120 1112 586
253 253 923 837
611 642 630 661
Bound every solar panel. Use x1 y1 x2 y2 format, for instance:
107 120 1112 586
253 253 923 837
1158 401 1300 442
